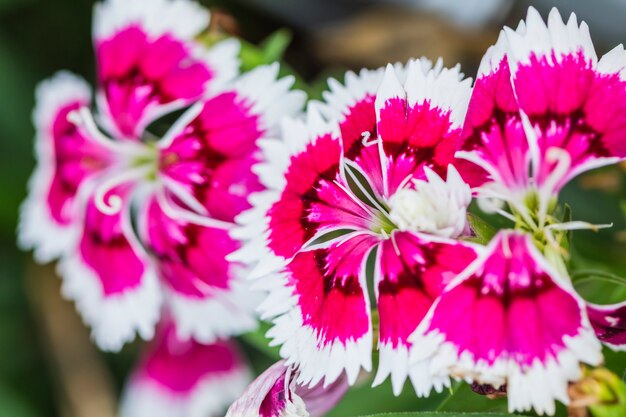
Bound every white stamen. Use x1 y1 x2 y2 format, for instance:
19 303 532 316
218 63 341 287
160 176 209 216
157 101 204 149
545 221 613 232
538 147 572 227
68 107 148 156
361 131 378 147
501 235 512 258
396 173 414 192
93 167 150 215
474 185 532 226
387 165 471 238
155 188 232 230
390 232 401 257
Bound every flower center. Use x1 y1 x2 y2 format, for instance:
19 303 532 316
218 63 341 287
386 167 471 238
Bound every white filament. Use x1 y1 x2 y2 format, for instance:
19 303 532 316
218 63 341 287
68 107 149 157
538 147 572 227
93 167 150 215
154 188 232 230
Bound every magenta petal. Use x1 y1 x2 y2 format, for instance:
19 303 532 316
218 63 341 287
374 231 478 394
264 233 379 387
159 92 264 222
587 301 626 350
19 72 113 262
226 361 349 417
143 197 257 342
514 51 626 190
410 230 602 414
96 25 212 139
59 185 161 351
375 63 472 197
458 57 530 190
267 133 375 260
377 96 461 196
460 8 626 198
121 320 250 417
338 93 387 197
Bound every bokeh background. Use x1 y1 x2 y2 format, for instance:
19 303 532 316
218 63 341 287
1 0 626 416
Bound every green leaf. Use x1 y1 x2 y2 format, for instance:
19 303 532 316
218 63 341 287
464 213 496 245
0 380 39 417
357 413 530 417
239 29 292 72
259 28 292 63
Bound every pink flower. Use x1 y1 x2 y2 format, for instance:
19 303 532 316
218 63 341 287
18 0 305 351
121 320 250 417
407 8 626 415
457 7 626 231
225 361 349 417
233 60 480 394
409 230 603 415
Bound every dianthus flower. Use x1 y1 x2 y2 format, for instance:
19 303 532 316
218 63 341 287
233 59 480 394
226 361 348 417
408 8 626 415
19 0 304 350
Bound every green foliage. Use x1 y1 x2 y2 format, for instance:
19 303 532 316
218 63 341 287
239 29 292 72
465 213 497 245
0 380 39 417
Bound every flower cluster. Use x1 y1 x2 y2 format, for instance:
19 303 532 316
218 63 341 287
233 6 626 416
19 2 626 417
18 0 304 415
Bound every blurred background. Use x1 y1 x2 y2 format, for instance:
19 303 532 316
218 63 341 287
1 0 626 416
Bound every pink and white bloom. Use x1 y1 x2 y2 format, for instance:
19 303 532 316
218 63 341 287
233 59 479 394
18 0 305 351
407 7 626 415
121 320 250 417
458 6 626 353
225 361 349 417
457 7 626 231
409 231 603 415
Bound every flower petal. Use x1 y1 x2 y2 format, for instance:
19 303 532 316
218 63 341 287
374 231 478 395
19 71 113 263
142 196 258 343
226 361 349 417
58 185 162 351
376 60 472 198
457 32 530 192
505 7 626 193
587 301 626 351
121 320 250 417
409 230 603 415
231 106 376 282
93 0 237 139
321 68 387 197
159 64 305 223
264 232 378 387
459 7 626 199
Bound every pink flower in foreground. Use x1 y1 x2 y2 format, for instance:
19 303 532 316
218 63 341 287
233 60 479 394
408 8 626 415
121 320 250 417
18 0 305 350
226 361 349 417
409 231 602 415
